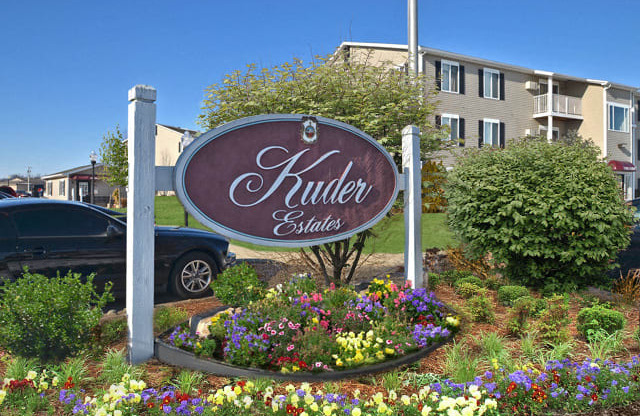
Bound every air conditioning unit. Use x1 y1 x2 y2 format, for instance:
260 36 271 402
525 81 538 91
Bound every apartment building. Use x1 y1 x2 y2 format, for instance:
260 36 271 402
338 42 640 200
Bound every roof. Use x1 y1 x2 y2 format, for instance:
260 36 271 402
338 41 639 92
157 124 199 135
42 163 104 180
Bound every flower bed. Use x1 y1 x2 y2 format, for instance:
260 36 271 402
159 275 460 377
4 356 640 415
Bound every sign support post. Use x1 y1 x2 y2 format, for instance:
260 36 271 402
126 85 157 364
402 125 424 289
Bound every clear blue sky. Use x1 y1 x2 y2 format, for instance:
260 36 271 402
1 0 637 179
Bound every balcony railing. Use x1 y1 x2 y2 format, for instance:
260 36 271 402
533 94 582 117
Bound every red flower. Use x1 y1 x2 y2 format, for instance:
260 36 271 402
585 376 592 383
63 377 75 389
147 402 155 408
506 382 517 394
591 393 598 402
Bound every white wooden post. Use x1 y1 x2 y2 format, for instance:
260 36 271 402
402 125 424 289
126 85 157 364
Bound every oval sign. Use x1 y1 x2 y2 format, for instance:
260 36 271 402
174 114 399 247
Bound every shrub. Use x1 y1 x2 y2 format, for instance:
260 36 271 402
497 285 530 306
211 262 265 306
506 296 546 336
0 271 113 362
466 294 495 323
536 295 570 343
455 282 487 299
446 137 634 289
453 276 484 288
577 305 626 341
431 269 474 286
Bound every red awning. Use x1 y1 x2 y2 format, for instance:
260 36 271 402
70 175 97 180
608 160 636 172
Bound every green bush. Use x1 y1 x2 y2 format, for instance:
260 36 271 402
453 276 484 288
210 262 265 307
466 294 495 323
497 285 530 306
577 305 626 341
536 295 570 343
506 296 546 336
446 137 634 289
433 270 474 286
455 282 487 299
0 271 113 362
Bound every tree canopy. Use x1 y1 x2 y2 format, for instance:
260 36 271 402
198 52 441 158
98 126 127 187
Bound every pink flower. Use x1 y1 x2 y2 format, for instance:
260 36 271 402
287 344 295 351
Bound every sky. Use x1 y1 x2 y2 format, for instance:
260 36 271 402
0 0 638 179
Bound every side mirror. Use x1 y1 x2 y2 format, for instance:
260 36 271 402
106 224 124 239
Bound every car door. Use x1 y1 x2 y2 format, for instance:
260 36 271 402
0 211 22 281
12 204 126 294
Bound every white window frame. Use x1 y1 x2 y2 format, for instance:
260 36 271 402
46 182 52 196
58 180 65 197
484 68 500 100
441 60 459 94
484 118 500 147
539 125 560 140
441 113 459 141
609 103 630 133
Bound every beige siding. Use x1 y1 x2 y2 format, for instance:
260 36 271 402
578 85 605 152
155 125 183 166
345 46 407 67
423 54 538 160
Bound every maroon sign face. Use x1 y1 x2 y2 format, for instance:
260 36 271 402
174 115 399 247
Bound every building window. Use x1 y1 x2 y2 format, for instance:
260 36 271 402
609 104 630 132
539 126 560 141
484 68 500 99
441 60 459 93
442 114 459 141
484 119 500 147
58 180 65 197
46 182 52 196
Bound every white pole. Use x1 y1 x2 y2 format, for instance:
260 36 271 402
408 0 418 77
126 85 157 364
403 125 423 289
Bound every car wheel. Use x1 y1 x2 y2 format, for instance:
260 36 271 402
171 251 219 299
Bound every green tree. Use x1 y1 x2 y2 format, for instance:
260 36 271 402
199 53 441 159
446 136 633 291
198 52 441 286
99 125 127 187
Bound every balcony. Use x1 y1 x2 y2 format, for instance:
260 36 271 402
533 94 583 119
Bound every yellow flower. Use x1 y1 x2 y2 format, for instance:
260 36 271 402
310 402 319 412
421 405 432 416
26 371 37 380
352 407 362 416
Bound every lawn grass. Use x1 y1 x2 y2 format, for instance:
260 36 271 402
148 196 457 253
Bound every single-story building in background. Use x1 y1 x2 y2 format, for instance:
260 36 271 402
2 175 45 195
41 164 124 206
42 123 198 205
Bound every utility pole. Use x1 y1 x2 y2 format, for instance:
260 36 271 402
408 0 418 78
27 166 31 194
